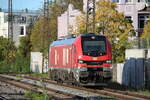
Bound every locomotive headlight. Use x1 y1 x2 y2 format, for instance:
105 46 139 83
78 60 84 64
79 67 87 71
106 60 112 63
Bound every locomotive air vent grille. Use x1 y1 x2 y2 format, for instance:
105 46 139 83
84 61 104 65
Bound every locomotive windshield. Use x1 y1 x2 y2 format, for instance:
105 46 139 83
82 36 106 57
83 41 105 52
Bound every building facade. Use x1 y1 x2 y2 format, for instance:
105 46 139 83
57 4 82 39
0 9 40 46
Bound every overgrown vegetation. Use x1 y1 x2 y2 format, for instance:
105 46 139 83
0 37 16 73
25 90 49 100
31 73 48 77
139 91 150 96
0 36 31 73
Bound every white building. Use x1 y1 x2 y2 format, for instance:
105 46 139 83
0 12 8 38
0 10 40 46
57 4 82 39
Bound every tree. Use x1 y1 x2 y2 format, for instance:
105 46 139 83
75 0 134 63
0 37 16 72
142 20 150 38
11 36 30 73
18 36 31 57
64 0 83 11
75 14 87 34
30 0 83 53
30 18 46 52
0 37 16 63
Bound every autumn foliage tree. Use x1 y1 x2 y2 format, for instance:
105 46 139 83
75 0 134 63
140 20 150 48
142 20 150 38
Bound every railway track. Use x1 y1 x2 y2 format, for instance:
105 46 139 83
23 75 150 100
1 74 150 100
20 74 150 100
0 74 110 100
0 75 76 99
103 88 150 100
0 96 7 100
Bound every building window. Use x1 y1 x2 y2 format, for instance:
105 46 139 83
138 0 144 2
138 15 150 29
125 0 132 2
146 0 150 2
20 26 25 35
20 16 26 23
112 0 119 3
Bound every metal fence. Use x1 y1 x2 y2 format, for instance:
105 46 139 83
130 38 150 49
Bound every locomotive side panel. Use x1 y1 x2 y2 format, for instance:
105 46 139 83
49 46 73 68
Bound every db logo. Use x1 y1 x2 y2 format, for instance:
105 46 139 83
93 57 97 60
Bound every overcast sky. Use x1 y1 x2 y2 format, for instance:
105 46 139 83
0 0 43 10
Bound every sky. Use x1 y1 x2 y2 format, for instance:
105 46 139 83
0 0 43 10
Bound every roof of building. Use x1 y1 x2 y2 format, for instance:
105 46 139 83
139 6 150 12
0 9 41 14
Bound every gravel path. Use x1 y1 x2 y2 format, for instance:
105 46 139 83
0 81 31 100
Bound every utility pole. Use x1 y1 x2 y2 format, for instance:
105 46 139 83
44 0 49 19
8 0 13 41
42 0 50 73
86 0 95 33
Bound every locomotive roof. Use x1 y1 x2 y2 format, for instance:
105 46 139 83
80 33 104 37
50 38 76 46
50 33 105 47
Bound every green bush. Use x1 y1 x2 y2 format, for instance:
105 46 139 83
0 61 12 73
25 90 49 100
13 53 30 73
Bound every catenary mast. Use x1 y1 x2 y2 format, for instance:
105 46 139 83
8 0 13 41
86 0 96 33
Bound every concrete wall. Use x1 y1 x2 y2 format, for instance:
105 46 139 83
113 49 146 89
147 50 150 87
30 52 48 73
30 52 43 73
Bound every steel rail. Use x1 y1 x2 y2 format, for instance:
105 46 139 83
0 76 74 99
24 75 150 100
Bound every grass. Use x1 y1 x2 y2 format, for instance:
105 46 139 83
138 90 150 96
24 90 50 100
30 73 48 78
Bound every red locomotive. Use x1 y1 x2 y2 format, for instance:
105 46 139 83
48 33 112 86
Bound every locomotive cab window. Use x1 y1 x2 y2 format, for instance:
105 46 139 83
83 41 105 53
81 36 106 57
